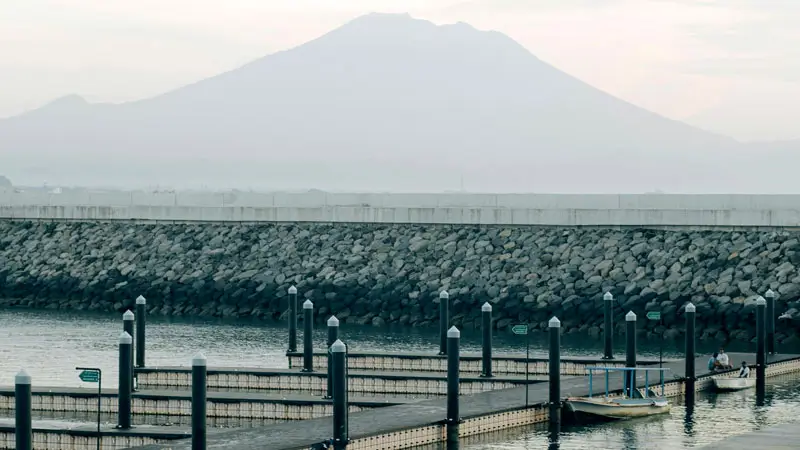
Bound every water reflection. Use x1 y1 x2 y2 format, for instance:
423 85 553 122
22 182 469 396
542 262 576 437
452 373 800 449
683 388 695 438
755 378 769 407
620 427 636 449
547 419 560 450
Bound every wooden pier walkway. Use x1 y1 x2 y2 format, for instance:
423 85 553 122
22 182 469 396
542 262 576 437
702 422 800 449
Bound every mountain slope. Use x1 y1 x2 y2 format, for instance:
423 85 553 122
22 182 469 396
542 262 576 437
0 13 775 192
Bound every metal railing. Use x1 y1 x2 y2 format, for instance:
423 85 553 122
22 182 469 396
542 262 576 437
586 366 672 399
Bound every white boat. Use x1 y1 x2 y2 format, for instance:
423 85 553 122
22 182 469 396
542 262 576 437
564 366 672 422
713 376 756 392
566 396 671 419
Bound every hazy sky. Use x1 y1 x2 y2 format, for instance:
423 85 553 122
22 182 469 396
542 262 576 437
2 0 798 141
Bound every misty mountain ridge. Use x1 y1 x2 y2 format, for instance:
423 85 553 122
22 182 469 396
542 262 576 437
0 12 796 193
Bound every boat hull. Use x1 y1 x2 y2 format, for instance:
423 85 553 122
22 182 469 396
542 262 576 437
565 397 671 420
713 377 756 392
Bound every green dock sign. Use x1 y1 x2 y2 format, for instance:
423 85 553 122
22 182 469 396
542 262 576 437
511 324 532 406
76 367 102 450
78 369 100 383
511 324 529 335
646 311 661 321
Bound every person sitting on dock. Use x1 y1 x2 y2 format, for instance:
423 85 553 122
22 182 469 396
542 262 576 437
717 348 732 369
738 361 750 378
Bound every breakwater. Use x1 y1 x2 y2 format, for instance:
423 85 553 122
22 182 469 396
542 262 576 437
1 221 799 342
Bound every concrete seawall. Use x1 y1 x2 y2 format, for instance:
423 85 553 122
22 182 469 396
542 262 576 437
3 191 800 227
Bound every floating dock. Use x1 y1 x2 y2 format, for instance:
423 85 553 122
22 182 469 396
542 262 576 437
284 351 660 375
122 352 800 450
0 419 189 450
135 366 543 395
0 386 408 420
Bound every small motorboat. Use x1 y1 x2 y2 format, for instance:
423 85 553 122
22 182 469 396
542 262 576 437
564 366 672 422
566 395 671 420
713 376 756 392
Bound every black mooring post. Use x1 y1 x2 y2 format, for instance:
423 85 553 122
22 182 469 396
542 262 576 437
765 289 776 354
446 326 460 449
15 369 32 450
331 340 348 450
481 302 493 377
603 292 614 359
756 296 766 396
192 353 207 450
288 285 298 353
135 295 146 368
117 332 133 429
548 316 561 429
625 311 637 397
325 316 340 399
685 302 696 393
439 290 449 355
303 300 314 372
123 310 135 391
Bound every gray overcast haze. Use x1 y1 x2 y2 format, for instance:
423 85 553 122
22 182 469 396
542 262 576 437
0 1 798 193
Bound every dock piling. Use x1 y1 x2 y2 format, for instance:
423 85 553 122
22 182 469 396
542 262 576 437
548 316 561 429
117 331 133 429
625 311 637 397
192 353 207 450
288 286 298 353
15 369 32 450
123 310 135 391
331 340 348 450
684 303 696 389
446 326 460 449
603 292 614 359
303 300 314 372
325 316 340 399
756 296 766 395
135 295 146 368
765 289 776 354
480 302 493 378
439 290 450 355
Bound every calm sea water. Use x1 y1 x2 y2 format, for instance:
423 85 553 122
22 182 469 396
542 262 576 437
455 374 800 449
2 308 800 449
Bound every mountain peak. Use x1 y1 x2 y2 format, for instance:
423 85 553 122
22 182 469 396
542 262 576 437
45 94 88 109
343 12 477 31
